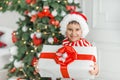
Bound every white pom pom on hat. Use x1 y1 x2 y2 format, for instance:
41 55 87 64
60 12 89 38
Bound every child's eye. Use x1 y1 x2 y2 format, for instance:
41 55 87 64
76 29 80 31
68 28 72 31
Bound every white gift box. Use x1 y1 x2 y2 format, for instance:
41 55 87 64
38 45 97 79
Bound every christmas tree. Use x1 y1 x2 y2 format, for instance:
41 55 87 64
0 0 81 80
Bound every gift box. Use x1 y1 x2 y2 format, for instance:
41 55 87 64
38 45 97 79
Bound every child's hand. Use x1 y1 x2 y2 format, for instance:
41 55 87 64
89 62 99 76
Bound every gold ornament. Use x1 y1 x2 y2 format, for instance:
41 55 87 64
36 29 40 32
29 28 32 31
34 47 37 51
19 68 23 71
26 52 28 54
0 7 3 10
23 41 26 44
30 3 33 6
43 32 47 34
18 0 21 3
24 74 27 77
22 38 24 40
52 33 55 36
31 50 34 52
45 25 48 29
36 6 39 10
57 0 61 3
31 42 33 46
59 31 61 34
27 65 29 67
13 32 16 35
5 1 9 4
64 0 68 4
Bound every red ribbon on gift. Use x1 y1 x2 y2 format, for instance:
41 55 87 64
55 46 77 66
39 46 96 78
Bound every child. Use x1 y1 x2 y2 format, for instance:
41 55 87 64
59 12 99 80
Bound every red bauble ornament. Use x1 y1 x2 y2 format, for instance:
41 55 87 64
54 37 59 43
26 0 32 4
24 10 29 15
12 31 17 43
31 57 38 66
33 35 42 46
30 14 37 22
17 78 23 80
37 12 44 18
26 0 36 4
54 20 59 27
9 67 16 73
66 5 76 11
50 19 59 27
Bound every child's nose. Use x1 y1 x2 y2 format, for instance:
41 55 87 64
72 30 76 35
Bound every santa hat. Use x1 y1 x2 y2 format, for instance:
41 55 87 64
60 12 89 38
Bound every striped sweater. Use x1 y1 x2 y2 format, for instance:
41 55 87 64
62 38 92 47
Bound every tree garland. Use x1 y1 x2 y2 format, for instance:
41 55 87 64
0 0 81 80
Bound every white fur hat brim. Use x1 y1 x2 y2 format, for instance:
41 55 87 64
60 13 89 38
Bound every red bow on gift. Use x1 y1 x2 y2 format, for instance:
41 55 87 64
55 46 77 66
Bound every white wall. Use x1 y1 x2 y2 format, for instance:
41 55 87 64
0 11 21 69
81 0 120 80
0 11 22 80
0 11 22 29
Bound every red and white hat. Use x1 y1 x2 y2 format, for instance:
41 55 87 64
60 12 89 38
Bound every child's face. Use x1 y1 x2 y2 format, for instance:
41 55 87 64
66 23 82 42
